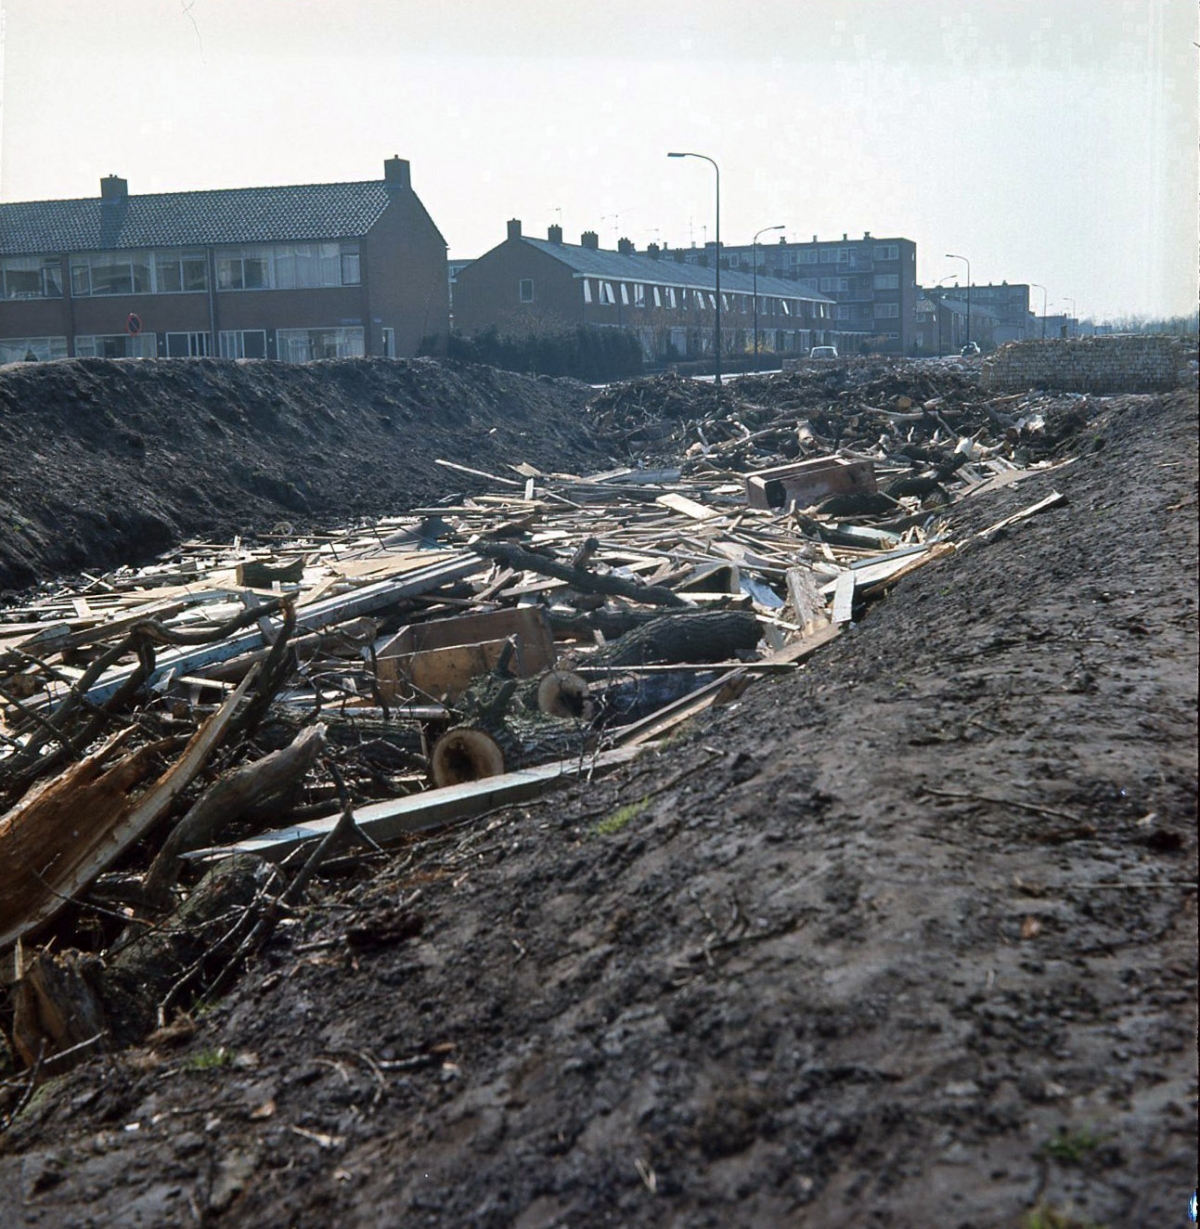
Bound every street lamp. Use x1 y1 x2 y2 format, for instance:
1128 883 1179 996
752 224 784 371
946 253 971 346
668 151 721 384
1062 297 1076 337
1030 282 1048 340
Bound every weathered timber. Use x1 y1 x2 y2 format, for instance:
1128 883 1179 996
0 673 255 950
470 541 688 608
143 724 327 904
589 609 761 668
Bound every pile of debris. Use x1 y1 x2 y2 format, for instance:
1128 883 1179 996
0 377 1078 1081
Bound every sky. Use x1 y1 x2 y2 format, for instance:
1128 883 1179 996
1 0 1196 321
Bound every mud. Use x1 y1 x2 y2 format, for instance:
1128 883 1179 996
0 367 1196 1228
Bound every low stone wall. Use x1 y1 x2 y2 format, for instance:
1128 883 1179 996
981 335 1195 394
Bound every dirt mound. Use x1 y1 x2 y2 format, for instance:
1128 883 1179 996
0 381 1194 1227
0 357 603 592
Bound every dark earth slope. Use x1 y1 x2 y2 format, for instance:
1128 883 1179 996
0 357 600 591
0 375 1196 1228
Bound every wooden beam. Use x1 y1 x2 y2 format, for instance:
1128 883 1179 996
185 745 644 863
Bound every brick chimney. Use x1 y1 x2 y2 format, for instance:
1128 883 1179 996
672 249 686 263
383 157 411 188
646 243 661 259
617 237 634 255
100 175 128 203
581 231 599 250
548 224 563 244
507 219 522 241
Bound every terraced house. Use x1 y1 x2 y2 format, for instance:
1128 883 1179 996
452 221 837 363
0 157 447 364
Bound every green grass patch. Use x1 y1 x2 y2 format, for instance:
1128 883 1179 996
592 799 649 837
184 1046 231 1072
1040 1127 1105 1165
1022 1203 1107 1229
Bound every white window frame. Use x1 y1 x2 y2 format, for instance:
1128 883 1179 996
873 244 900 262
1 256 64 301
519 278 535 303
873 274 900 290
633 283 645 307
70 252 153 297
154 250 209 294
873 302 900 319
274 326 364 363
218 329 268 359
582 279 593 304
0 335 68 362
600 282 616 305
166 331 212 357
652 286 661 308
620 283 629 306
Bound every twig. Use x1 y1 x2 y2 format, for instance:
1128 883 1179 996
921 786 1087 826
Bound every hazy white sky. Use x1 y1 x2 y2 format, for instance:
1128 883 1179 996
1 0 1196 319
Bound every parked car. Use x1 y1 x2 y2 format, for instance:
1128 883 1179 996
809 345 839 360
960 341 981 356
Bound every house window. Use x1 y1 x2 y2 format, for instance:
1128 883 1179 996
74 333 157 358
217 247 272 290
166 331 212 357
219 330 268 359
874 274 899 290
780 300 791 316
799 249 819 264
873 302 899 318
873 244 900 262
652 286 661 308
519 278 535 303
667 287 676 309
620 283 629 306
70 252 152 296
155 250 209 293
835 305 852 320
819 248 836 262
340 244 361 285
274 326 364 362
1 257 63 300
582 279 593 304
633 283 645 307
0 335 68 362
836 248 850 263
381 327 396 358
600 282 616 305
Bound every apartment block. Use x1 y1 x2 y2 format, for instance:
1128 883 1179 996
452 221 837 364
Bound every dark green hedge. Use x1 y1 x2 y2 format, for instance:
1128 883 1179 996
420 326 644 383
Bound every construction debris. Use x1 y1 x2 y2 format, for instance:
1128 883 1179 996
0 361 1081 1071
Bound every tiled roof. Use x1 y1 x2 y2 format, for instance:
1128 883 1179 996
0 181 400 255
522 238 833 302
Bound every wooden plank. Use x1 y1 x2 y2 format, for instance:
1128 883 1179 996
185 745 644 862
785 566 831 635
975 491 1067 539
655 492 721 521
435 458 524 487
45 554 484 709
832 570 857 624
760 621 841 665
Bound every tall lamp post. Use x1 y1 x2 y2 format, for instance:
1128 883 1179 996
1030 282 1048 339
946 253 971 346
668 151 721 383
752 223 784 370
1062 297 1076 337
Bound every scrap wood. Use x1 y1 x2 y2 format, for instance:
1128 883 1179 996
42 553 481 710
0 671 256 951
607 669 752 748
974 491 1068 539
470 540 687 608
142 723 328 905
187 745 644 864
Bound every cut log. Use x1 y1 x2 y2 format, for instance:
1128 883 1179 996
590 610 761 668
430 724 508 788
536 670 591 719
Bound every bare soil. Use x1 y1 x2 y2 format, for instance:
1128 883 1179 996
0 359 1196 1228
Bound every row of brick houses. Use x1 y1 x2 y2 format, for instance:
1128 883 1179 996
451 221 839 363
2 157 1046 366
0 158 447 364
